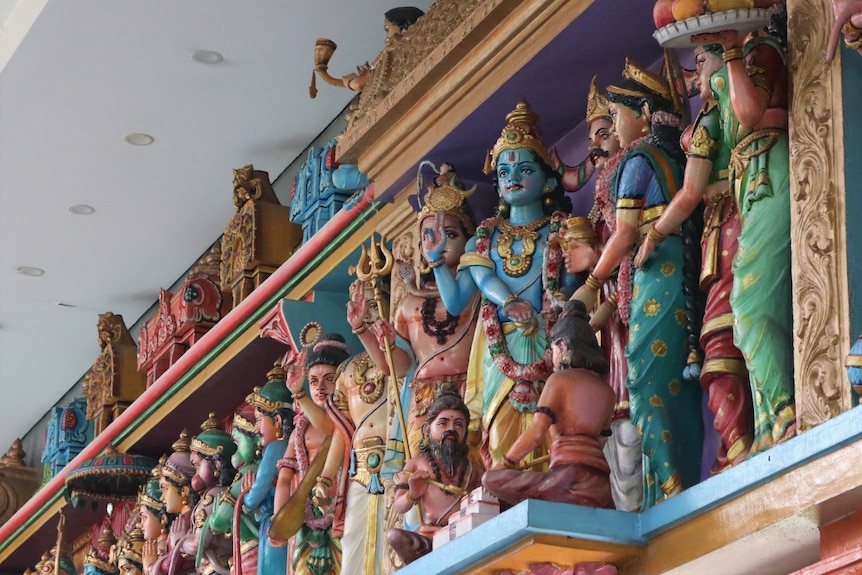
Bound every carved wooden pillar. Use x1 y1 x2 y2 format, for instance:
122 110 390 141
787 0 853 429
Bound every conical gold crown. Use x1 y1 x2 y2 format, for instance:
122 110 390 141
586 76 611 125
485 100 552 174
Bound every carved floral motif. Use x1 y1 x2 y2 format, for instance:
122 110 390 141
787 0 853 428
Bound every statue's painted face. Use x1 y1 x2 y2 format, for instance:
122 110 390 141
361 287 382 323
694 47 722 103
496 149 552 207
118 558 142 575
159 479 184 514
232 429 256 467
190 451 215 492
428 408 468 445
421 214 468 268
609 102 647 148
308 364 338 408
588 118 620 169
139 505 162 540
255 409 279 447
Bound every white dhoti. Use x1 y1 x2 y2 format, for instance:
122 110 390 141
602 418 643 512
340 480 385 575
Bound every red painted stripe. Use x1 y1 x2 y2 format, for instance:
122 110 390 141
0 185 375 547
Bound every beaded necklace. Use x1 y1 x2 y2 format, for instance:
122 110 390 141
420 296 460 344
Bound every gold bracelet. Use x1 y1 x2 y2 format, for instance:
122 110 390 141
292 388 307 400
503 294 522 309
722 47 744 63
351 322 369 335
647 224 669 244
428 258 446 269
585 273 604 291
315 476 333 489
502 455 519 469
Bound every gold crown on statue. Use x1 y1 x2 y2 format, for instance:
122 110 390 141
485 100 552 174
586 75 611 125
607 57 672 101
416 162 476 235
83 526 117 574
233 411 257 434
114 526 145 568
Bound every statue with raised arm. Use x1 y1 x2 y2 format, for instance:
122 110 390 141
483 300 614 508
242 366 295 575
641 9 795 456
274 334 350 575
635 42 754 473
313 285 390 575
570 59 703 508
365 163 479 476
386 385 483 565
560 77 643 511
426 100 577 469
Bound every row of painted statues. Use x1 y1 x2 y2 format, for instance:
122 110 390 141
54 9 796 575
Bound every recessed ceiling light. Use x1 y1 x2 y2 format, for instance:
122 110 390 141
69 204 95 215
17 266 45 277
124 133 155 146
192 50 223 64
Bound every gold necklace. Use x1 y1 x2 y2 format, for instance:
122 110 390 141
496 216 550 277
354 353 385 404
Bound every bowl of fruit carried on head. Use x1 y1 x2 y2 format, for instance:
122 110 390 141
653 0 781 47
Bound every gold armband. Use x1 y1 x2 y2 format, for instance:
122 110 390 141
647 224 669 244
585 273 604 291
722 47 744 63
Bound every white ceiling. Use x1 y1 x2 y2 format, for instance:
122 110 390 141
0 0 433 454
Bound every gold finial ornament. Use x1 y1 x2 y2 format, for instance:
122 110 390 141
171 430 191 454
485 100 552 174
586 76 611 125
607 57 673 101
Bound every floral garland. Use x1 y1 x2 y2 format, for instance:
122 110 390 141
474 213 565 382
294 414 310 478
593 135 650 327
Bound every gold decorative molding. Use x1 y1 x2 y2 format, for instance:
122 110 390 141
787 0 852 429
337 0 596 194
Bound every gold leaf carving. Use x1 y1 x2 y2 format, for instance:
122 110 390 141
787 0 852 428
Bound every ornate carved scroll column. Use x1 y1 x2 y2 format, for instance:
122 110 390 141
787 0 853 429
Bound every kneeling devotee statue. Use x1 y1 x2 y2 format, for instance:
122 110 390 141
483 300 615 509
